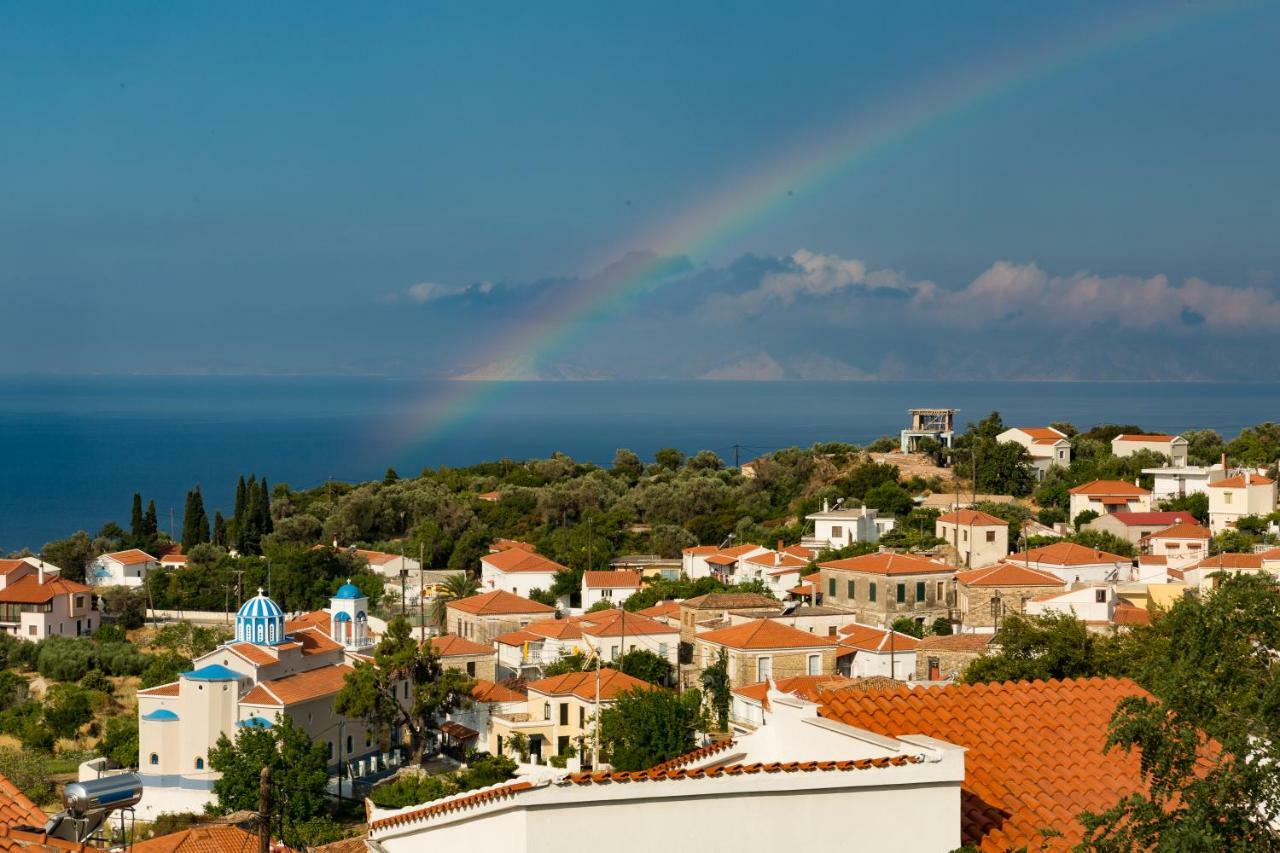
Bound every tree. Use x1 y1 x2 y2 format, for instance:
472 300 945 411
864 481 914 517
611 449 644 482
1081 573 1280 848
43 683 93 739
1068 529 1136 557
962 612 1128 684
1073 509 1100 531
99 715 139 768
213 511 227 547
181 487 210 549
140 651 192 689
1159 492 1209 525
430 572 480 629
41 531 94 584
890 617 924 639
384 467 400 484
143 500 158 538
334 615 474 764
700 648 730 732
654 448 685 471
130 493 145 544
615 649 674 685
208 715 330 848
599 687 701 771
930 617 953 636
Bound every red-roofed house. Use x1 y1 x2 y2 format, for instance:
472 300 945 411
1005 541 1132 584
579 570 642 611
1068 480 1152 518
1084 509 1199 546
817 552 956 629
0 560 96 638
954 562 1066 631
480 549 570 606
1145 521 1211 569
997 426 1071 479
430 634 497 681
1024 584 1122 631
935 508 1009 568
1112 433 1188 466
695 618 838 688
835 623 919 680
87 548 158 588
446 590 557 646
1208 471 1278 534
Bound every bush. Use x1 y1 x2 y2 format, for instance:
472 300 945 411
95 641 147 676
99 715 139 768
93 624 127 643
139 651 192 689
20 717 55 752
36 636 95 682
891 617 925 639
1073 509 1100 531
931 617 954 636
80 669 112 694
457 753 518 789
43 683 94 739
146 813 203 838
0 747 53 805
369 773 458 808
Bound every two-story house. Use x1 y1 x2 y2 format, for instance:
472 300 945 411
1004 541 1131 584
817 552 956 630
1145 522 1211 569
479 549 570 606
1111 434 1189 466
87 548 159 588
430 634 498 681
953 562 1065 631
1207 472 1277 534
996 427 1071 480
0 559 96 638
1067 480 1153 519
579 571 643 611
802 501 884 551
935 509 1009 569
694 618 838 689
446 590 557 646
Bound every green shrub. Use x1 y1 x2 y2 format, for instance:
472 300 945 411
80 669 112 693
0 747 54 804
99 716 139 768
95 641 147 676
43 683 94 739
369 773 458 808
36 636 94 682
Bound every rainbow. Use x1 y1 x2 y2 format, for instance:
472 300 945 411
393 0 1238 454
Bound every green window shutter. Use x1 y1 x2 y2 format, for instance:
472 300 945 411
916 581 926 601
896 583 906 603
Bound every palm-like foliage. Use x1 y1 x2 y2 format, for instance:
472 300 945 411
431 571 480 629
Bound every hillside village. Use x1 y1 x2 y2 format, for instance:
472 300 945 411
4 410 1280 851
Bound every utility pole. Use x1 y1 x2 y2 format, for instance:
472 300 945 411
419 542 426 643
169 507 175 540
258 766 271 853
733 444 741 468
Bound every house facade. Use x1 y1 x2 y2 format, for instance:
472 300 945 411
802 501 882 551
446 590 557 646
694 618 839 689
479 549 570 606
579 570 642 611
1004 542 1131 584
1067 480 1153 519
430 634 498 681
996 427 1071 479
935 509 1009 569
913 634 993 681
1084 510 1198 546
834 623 919 680
1207 472 1277 534
953 562 1066 631
87 548 159 588
1143 464 1227 500
1111 434 1188 466
817 553 956 629
1145 522 1211 569
0 560 96 638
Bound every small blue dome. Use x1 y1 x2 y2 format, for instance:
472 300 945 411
334 579 363 600
236 716 273 729
236 588 286 646
181 664 240 682
143 709 179 721
238 590 285 620
333 611 351 622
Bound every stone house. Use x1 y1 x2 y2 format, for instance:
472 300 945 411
446 590 557 646
430 634 498 681
1084 510 1197 546
817 552 956 629
953 562 1066 631
914 633 994 681
693 618 839 689
677 592 778 645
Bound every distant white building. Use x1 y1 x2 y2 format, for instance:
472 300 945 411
1067 480 1152 519
480 549 570 607
996 427 1071 480
1207 472 1278 534
1145 522 1211 570
1143 464 1227 500
579 571 643 611
935 509 1008 570
1112 434 1189 467
803 500 882 551
354 549 422 576
1024 584 1118 630
899 407 957 453
87 549 159 588
835 623 919 680
680 543 772 583
0 559 96 639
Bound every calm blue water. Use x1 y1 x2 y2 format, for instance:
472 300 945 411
1 376 1277 550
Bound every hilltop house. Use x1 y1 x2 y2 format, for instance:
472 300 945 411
680 543 771 581
1068 480 1152 519
996 427 1071 479
0 559 96 638
1111 434 1189 466
1207 472 1277 534
87 548 158 588
802 501 886 551
935 509 1009 569
817 552 956 629
899 407 957 452
354 549 423 576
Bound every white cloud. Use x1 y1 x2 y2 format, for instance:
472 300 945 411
394 280 495 304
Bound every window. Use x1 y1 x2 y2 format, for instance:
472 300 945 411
346 735 353 754
579 707 585 728
602 589 612 598
961 529 968 542
559 703 569 726
936 581 945 600
466 661 476 676
756 656 772 681
149 753 158 765
1095 589 1107 603
1224 491 1234 504
827 626 837 637
544 702 551 721
847 580 855 599
896 584 905 603
75 595 85 609
365 733 372 748
828 577 836 596
831 525 843 538
807 654 821 676
915 581 925 601
1167 542 1180 549
658 642 668 658
1188 542 1202 550
195 757 204 770
328 742 334 759
610 645 619 659
869 584 877 603
985 530 996 542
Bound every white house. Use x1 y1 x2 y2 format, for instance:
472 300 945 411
802 500 882 551
1005 542 1132 584
1024 584 1116 627
996 427 1071 479
680 543 771 581
1112 434 1188 466
935 509 1008 569
0 559 96 639
1067 480 1152 519
835 623 919 680
367 684 965 853
87 548 159 588
1207 472 1277 534
354 549 423 576
1143 464 1227 500
579 571 643 611
579 608 679 670
1145 522 1211 569
480 549 570 606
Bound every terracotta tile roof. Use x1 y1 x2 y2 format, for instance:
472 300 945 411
482 549 566 574
955 563 1065 588
1031 437 1067 446
1208 473 1275 488
681 592 777 610
1190 553 1263 570
471 679 526 703
292 627 343 656
705 554 737 566
103 548 157 565
698 618 837 651
915 634 992 653
579 609 677 638
493 629 544 646
490 538 536 553
431 634 495 657
1113 601 1152 626
308 838 365 853
681 545 719 555
937 509 1008 526
227 643 277 666
733 674 863 707
137 681 180 697
241 664 353 707
1138 555 1167 566
818 677 1150 851
720 543 765 558
0 575 92 604
837 623 921 653
0 769 46 837
1016 427 1067 440
1008 541 1129 566
132 825 289 853
1107 510 1197 527
1113 433 1178 443
1166 567 1186 581
561 755 922 786
636 601 681 620
582 570 642 589
782 544 817 559
526 669 653 701
447 590 556 616
0 559 29 576
819 552 954 576
521 618 583 641
1149 521 1211 540
284 610 330 633
1068 479 1151 497
369 781 535 832
354 549 398 565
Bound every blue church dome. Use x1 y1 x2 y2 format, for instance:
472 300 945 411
236 588 286 646
334 580 363 600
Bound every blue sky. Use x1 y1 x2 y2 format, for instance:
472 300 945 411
2 1 1278 379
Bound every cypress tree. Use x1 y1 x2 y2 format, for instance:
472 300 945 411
213 511 227 547
193 486 210 545
232 475 247 542
257 478 273 536
239 476 260 555
181 489 196 549
130 493 144 543
144 500 158 538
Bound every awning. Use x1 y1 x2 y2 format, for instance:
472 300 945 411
440 721 478 741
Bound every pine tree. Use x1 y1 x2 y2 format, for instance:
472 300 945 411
213 511 227 547
130 493 144 543
144 500 158 538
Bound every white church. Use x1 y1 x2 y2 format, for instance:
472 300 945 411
136 581 400 804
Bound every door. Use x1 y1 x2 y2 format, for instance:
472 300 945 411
928 657 941 680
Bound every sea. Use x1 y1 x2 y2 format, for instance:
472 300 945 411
1 375 1277 551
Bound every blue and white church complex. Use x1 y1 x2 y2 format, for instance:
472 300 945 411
137 582 401 803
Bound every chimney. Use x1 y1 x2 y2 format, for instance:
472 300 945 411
37 560 44 585
777 538 783 552
1222 452 1227 470
822 499 829 513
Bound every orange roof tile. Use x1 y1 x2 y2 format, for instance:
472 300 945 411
241 665 353 707
1068 479 1151 497
681 545 719 555
1007 541 1129 566
137 681 180 697
1113 601 1152 626
1016 427 1067 440
1113 433 1179 443
0 559 29 576
955 563 1066 588
0 575 92 604
819 552 954 576
681 592 778 610
0 769 46 834
482 549 566 574
582 570 642 589
431 634 495 657
1149 521 1211 540
1208 473 1275 488
698 618 837 650
369 782 535 832
937 509 1008 526
292 627 343 656
732 674 861 707
1190 553 1263 570
354 549 399 565
447 590 556 616
471 679 527 703
915 634 992 652
132 825 290 853
819 677 1151 851
704 554 737 566
526 669 653 701
227 643 277 666
579 609 677 638
636 600 681 620
284 610 331 633
490 538 536 553
493 629 544 646
103 548 157 565
837 623 920 653
520 618 583 641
